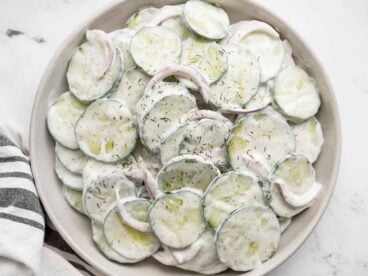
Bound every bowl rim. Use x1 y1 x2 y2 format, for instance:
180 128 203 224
30 0 342 275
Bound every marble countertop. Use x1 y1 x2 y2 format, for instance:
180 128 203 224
1 0 367 275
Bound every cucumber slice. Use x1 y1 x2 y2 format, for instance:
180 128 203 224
62 185 85 214
245 81 273 110
148 190 206 248
145 65 211 104
91 221 140 263
130 26 181 76
55 142 88 174
161 16 192 41
83 170 136 223
209 44 261 109
176 230 228 274
272 66 321 123
231 20 284 82
104 204 160 260
108 69 150 113
140 93 197 153
281 40 295 68
183 0 229 40
278 216 292 233
227 107 295 176
75 99 137 162
55 157 83 191
117 197 151 233
145 5 184 27
272 156 322 207
47 91 87 149
291 117 324 163
109 29 136 71
178 36 227 89
157 154 220 193
204 171 266 230
67 30 122 102
135 81 191 125
124 7 158 31
268 155 320 217
216 206 280 271
159 124 189 165
83 155 144 186
179 118 232 170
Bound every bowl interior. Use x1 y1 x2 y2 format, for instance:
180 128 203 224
30 0 341 275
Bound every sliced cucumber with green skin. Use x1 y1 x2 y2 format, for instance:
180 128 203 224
204 171 266 230
109 29 136 71
145 5 184 27
245 81 273 111
83 155 144 186
135 81 191 125
63 185 85 214
130 26 181 76
209 44 261 110
140 93 197 153
108 68 150 113
91 221 140 263
83 170 136 224
270 155 322 208
176 230 228 274
55 142 88 174
291 117 324 163
272 66 321 123
178 36 227 90
47 91 87 149
278 216 292 233
227 20 283 82
124 7 158 31
104 204 160 260
179 118 232 170
67 30 121 102
227 107 295 176
215 206 280 272
268 155 321 217
75 99 137 162
161 16 192 41
55 157 83 191
183 0 229 40
157 154 220 193
117 197 151 233
159 124 189 165
148 190 206 248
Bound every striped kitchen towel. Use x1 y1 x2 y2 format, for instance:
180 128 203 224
0 125 100 276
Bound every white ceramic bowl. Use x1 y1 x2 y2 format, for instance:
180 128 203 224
30 0 341 275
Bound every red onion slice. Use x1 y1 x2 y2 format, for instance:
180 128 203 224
86 30 115 80
228 20 280 44
145 65 210 104
145 5 184 27
274 178 322 208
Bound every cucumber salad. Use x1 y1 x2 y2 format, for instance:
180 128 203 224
47 0 324 273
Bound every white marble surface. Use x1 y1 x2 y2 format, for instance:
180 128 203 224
1 0 368 275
